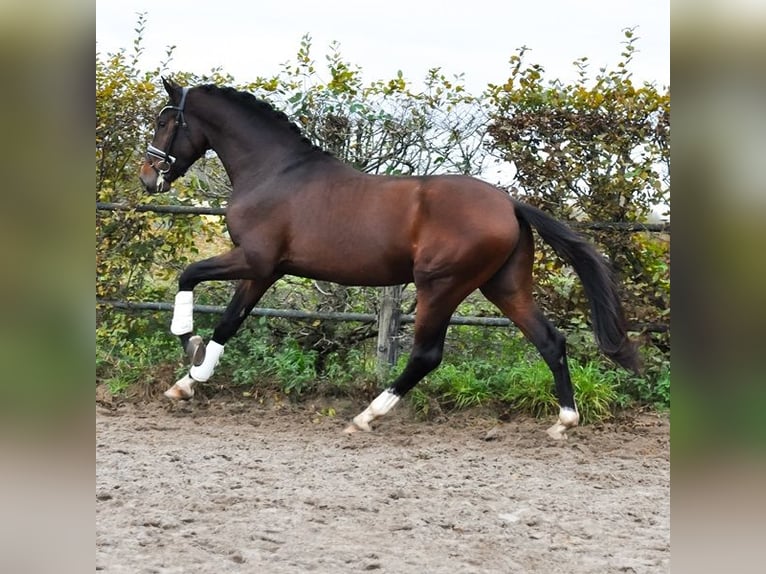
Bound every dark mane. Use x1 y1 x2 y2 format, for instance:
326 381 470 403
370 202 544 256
196 84 326 156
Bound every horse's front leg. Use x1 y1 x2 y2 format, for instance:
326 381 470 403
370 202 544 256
166 276 279 399
164 248 276 399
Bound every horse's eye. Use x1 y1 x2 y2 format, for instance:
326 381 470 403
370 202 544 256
158 120 167 128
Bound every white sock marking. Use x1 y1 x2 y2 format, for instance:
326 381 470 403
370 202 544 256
546 406 580 440
353 389 400 430
165 373 196 399
559 407 579 427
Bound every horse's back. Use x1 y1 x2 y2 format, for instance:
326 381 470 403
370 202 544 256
332 172 520 257
244 170 521 286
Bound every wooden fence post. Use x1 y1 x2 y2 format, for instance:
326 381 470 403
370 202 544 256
376 285 403 380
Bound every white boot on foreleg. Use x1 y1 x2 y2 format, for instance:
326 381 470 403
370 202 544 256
170 291 194 335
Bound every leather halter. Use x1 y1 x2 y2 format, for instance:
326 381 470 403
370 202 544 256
145 87 190 174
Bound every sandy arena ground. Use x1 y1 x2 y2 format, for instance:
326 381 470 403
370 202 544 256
96 394 669 573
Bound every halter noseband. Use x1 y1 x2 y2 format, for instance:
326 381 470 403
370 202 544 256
146 87 190 176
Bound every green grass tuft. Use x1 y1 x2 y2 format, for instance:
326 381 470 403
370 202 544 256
96 313 669 421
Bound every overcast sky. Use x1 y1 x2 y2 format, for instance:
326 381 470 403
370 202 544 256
96 0 669 93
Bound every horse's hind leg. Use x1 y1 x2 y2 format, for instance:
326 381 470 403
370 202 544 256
345 278 467 433
499 300 579 440
345 314 450 433
481 231 579 440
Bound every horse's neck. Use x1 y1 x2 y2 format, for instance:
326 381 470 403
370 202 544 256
201 111 280 174
203 110 338 190
203 121 273 183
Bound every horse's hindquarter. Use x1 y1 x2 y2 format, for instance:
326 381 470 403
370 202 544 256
411 176 520 283
275 174 519 286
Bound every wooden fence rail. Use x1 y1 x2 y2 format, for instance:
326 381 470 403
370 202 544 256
96 299 669 331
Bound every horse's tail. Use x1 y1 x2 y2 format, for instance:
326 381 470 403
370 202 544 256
512 199 641 374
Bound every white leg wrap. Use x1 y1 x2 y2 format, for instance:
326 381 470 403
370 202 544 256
189 340 224 382
352 389 400 431
170 291 194 335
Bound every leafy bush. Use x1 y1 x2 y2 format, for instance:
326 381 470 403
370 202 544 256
96 313 181 395
96 17 670 418
486 29 670 344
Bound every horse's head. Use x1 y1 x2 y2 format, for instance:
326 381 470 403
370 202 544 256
139 78 208 194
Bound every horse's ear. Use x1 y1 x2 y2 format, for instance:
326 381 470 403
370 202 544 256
161 76 182 100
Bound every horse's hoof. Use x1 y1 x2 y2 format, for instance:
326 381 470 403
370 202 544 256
546 422 569 440
186 335 205 366
546 408 578 440
343 420 371 434
164 374 195 400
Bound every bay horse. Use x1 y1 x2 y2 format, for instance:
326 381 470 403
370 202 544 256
139 78 640 439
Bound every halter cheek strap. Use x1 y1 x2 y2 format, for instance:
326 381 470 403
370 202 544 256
146 87 190 173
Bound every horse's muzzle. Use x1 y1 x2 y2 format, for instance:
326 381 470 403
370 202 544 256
139 160 171 193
